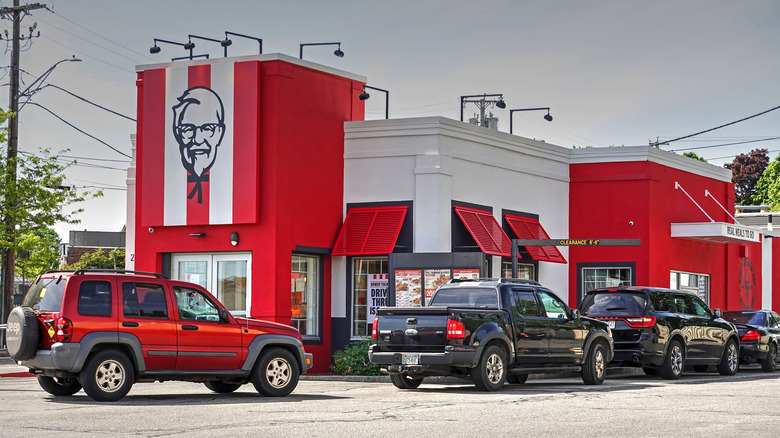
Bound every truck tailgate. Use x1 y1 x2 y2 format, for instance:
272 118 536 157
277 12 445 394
374 307 449 352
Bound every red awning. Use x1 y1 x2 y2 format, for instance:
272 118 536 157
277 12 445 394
332 206 408 256
504 214 567 264
453 206 512 257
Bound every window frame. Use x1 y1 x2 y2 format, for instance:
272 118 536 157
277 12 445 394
291 253 322 341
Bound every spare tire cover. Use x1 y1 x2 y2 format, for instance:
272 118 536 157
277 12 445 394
6 306 39 361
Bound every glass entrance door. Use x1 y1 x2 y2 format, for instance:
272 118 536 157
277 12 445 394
171 252 251 316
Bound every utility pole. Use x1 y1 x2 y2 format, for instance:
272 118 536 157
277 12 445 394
0 0 48 321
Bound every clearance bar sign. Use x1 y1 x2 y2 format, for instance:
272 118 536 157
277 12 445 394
515 239 641 246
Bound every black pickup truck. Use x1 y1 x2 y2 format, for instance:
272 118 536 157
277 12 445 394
369 278 614 391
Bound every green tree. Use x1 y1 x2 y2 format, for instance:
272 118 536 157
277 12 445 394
0 107 101 319
753 154 780 210
683 151 707 162
16 227 61 280
64 248 125 270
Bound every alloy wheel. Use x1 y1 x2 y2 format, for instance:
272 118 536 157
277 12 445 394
265 357 292 388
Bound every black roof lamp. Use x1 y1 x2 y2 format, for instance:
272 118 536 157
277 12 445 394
299 42 344 59
509 107 553 134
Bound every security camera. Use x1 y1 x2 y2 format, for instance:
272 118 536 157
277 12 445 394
628 221 634 226
149 227 155 233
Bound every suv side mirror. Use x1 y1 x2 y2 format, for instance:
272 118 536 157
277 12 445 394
713 308 723 319
220 308 231 323
570 309 580 320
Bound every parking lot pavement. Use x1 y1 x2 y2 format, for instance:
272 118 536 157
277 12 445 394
0 354 33 378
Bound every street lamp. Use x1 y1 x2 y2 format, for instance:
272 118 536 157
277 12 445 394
299 42 344 59
359 85 390 119
509 107 553 134
460 93 506 127
18 56 81 111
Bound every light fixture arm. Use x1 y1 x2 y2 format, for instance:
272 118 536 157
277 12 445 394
299 42 343 59
509 107 552 134
150 38 195 60
18 56 81 111
224 31 262 54
188 34 228 57
361 85 389 119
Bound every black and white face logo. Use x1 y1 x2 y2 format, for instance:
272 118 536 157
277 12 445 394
172 86 225 203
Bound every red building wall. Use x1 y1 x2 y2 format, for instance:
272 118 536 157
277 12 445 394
134 57 365 372
568 160 758 311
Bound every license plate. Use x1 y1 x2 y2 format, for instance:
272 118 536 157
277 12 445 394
607 320 616 329
401 354 420 365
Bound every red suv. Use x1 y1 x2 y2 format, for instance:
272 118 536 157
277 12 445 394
5 269 313 401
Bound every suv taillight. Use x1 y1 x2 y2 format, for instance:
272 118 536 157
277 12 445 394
742 330 760 341
55 317 72 342
447 319 465 339
371 317 378 339
624 316 656 328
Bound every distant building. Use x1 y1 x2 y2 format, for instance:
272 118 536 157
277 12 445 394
61 228 126 266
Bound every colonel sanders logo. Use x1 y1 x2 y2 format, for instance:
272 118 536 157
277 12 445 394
172 86 225 204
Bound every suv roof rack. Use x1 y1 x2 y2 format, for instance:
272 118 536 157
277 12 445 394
499 278 541 285
70 269 169 279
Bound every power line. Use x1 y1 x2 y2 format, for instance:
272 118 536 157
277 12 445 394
656 104 780 146
43 83 135 121
26 102 132 158
669 136 780 152
40 33 134 74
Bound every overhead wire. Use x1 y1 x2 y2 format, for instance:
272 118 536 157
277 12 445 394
658 104 780 145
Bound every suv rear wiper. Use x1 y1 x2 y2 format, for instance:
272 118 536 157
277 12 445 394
606 307 626 311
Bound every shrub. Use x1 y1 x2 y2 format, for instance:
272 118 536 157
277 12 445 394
330 339 383 376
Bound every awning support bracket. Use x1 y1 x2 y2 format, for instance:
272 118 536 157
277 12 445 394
675 182 714 223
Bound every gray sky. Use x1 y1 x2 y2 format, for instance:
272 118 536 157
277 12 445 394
3 0 779 241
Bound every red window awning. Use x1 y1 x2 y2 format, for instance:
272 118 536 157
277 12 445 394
504 214 567 264
453 206 512 257
332 206 408 256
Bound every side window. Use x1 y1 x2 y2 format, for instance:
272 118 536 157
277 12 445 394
690 296 711 318
538 290 568 319
78 281 112 316
123 282 169 319
770 313 780 329
672 295 690 315
650 292 672 312
513 290 541 317
174 286 221 322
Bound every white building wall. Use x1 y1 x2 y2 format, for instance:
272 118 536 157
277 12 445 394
342 117 572 301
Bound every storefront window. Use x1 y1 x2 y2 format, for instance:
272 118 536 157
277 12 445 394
670 271 710 304
172 253 251 316
501 262 535 280
582 267 632 295
352 257 388 338
292 255 319 337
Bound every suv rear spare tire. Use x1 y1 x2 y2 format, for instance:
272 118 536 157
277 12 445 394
6 307 39 361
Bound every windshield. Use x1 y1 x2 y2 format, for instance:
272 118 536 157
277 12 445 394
723 311 766 326
430 287 499 308
22 276 67 312
580 292 646 316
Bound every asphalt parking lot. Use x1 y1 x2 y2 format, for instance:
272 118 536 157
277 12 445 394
1 365 779 437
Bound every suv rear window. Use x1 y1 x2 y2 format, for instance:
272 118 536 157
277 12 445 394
22 277 67 312
430 287 498 308
580 292 647 316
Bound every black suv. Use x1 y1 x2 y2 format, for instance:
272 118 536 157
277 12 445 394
580 286 739 379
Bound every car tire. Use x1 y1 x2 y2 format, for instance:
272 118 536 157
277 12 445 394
204 380 243 393
506 373 528 385
717 339 739 376
37 375 82 396
79 350 135 402
390 374 424 389
642 367 657 376
581 341 607 385
471 345 507 391
251 347 300 397
6 307 39 361
693 365 709 373
659 339 684 380
761 343 777 372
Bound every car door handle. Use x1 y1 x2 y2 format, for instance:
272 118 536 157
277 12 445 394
122 322 139 327
182 325 199 331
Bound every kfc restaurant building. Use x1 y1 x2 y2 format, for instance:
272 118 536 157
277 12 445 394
126 54 779 372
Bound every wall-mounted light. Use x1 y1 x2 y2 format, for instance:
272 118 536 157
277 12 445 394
509 107 553 134
224 31 263 55
360 85 390 119
188 34 229 57
149 38 196 61
230 232 239 247
299 42 344 59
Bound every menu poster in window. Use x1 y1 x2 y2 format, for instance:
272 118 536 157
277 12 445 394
425 269 451 305
395 270 422 307
368 274 389 316
453 269 480 280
